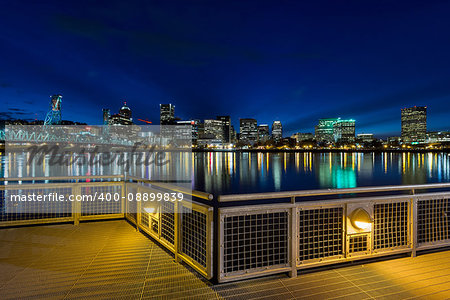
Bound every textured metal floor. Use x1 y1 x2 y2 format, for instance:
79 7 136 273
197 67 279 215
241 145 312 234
0 220 449 299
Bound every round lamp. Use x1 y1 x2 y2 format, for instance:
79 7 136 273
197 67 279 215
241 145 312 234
350 208 373 231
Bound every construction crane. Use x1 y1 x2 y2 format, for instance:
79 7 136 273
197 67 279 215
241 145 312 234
137 119 152 124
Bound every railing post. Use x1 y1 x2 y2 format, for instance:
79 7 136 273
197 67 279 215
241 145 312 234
136 197 142 231
122 179 126 217
411 196 418 258
289 196 298 278
73 181 81 226
174 201 181 263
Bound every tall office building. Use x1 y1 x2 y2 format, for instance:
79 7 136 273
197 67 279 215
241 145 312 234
257 124 270 142
401 106 427 142
333 119 355 143
230 125 237 143
102 109 110 125
272 121 283 142
217 116 231 143
119 102 132 120
175 120 199 141
204 119 225 142
109 102 133 125
315 118 339 142
160 104 175 125
239 118 258 144
315 118 355 143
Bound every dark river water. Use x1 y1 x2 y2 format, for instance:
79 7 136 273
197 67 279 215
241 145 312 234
2 151 450 195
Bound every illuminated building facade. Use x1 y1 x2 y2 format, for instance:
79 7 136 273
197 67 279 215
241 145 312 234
109 102 133 125
315 118 339 143
401 106 427 143
315 118 355 143
176 120 199 141
119 102 132 120
239 118 258 144
356 133 374 143
230 125 237 143
426 131 450 143
333 119 355 143
217 116 231 143
102 109 110 125
291 132 314 142
204 119 224 142
257 124 270 142
160 103 175 125
272 121 283 142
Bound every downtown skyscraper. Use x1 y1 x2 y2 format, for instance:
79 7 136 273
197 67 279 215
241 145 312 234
160 104 175 125
401 106 427 143
239 118 258 144
271 121 283 142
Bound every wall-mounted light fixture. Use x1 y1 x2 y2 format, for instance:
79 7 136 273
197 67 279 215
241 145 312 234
350 208 373 231
144 207 156 214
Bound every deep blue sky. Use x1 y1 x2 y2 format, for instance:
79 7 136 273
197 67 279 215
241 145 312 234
2 0 450 137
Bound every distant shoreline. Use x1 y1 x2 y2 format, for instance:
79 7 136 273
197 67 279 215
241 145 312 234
192 148 450 153
1 143 449 153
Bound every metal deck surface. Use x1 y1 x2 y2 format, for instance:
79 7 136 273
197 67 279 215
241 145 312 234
0 220 449 299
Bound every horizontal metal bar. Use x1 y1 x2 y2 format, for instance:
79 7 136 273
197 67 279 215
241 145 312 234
297 194 413 207
79 214 124 221
128 176 213 201
218 182 450 202
219 266 291 283
417 241 450 251
220 195 413 212
0 217 74 227
0 181 123 190
297 248 413 270
0 175 124 182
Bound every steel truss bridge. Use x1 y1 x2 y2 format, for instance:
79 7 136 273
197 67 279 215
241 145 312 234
0 128 134 146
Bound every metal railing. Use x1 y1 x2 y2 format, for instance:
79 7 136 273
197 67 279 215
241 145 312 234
0 175 214 280
125 177 214 279
1 176 450 283
0 175 125 226
217 184 450 282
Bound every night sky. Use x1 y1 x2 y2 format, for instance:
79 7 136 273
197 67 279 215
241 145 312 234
2 0 450 137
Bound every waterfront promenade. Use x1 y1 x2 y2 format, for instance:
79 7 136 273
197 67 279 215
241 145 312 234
1 220 449 299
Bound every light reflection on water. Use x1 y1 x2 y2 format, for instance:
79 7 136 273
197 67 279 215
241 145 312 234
1 151 450 195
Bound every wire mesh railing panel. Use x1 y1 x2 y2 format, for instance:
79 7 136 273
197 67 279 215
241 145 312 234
151 217 159 234
298 207 344 263
80 185 123 216
0 186 73 224
160 201 175 246
125 184 138 223
374 201 409 250
348 234 369 254
417 197 449 245
221 210 289 278
181 206 208 268
141 210 150 229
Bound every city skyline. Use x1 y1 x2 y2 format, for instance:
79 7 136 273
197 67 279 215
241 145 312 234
2 97 448 142
2 1 450 137
2 2 450 299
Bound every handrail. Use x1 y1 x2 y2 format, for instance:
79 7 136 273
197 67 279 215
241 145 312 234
218 182 450 202
127 176 213 201
0 175 124 182
0 174 213 200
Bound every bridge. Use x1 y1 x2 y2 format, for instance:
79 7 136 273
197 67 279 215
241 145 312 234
0 126 135 146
